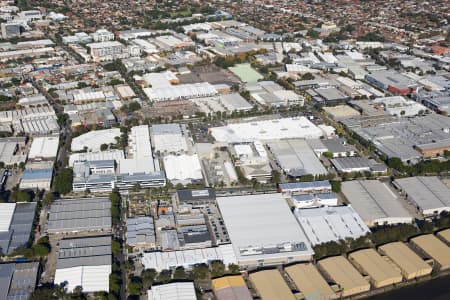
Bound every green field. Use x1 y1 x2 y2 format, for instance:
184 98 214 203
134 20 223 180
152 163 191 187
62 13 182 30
228 63 264 83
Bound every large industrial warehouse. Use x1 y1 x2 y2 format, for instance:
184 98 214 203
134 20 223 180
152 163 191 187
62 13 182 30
341 180 413 226
47 198 111 234
210 117 326 143
54 235 111 293
285 263 337 300
348 248 403 288
378 242 432 280
249 269 295 300
317 256 371 297
410 234 450 270
216 194 314 268
294 206 370 246
393 177 450 216
267 139 327 177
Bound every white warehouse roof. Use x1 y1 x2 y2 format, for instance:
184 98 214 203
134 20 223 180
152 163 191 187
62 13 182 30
54 265 111 293
143 83 217 102
129 125 153 159
0 203 16 232
216 194 314 266
69 149 125 167
148 282 196 300
163 154 202 183
71 128 121 152
28 136 59 159
141 244 236 271
210 117 324 143
294 206 370 246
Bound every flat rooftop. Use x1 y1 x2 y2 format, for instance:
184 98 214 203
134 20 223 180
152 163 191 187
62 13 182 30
394 177 450 214
285 263 336 300
228 63 263 83
294 206 370 246
216 194 314 264
249 269 295 300
341 180 412 225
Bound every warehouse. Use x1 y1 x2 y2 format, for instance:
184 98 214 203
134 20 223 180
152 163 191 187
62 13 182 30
393 177 450 216
47 198 111 234
410 234 450 270
0 202 37 254
19 168 53 190
54 235 111 293
212 275 252 300
437 229 450 245
330 157 387 174
151 123 189 155
291 192 338 208
0 137 27 166
71 128 121 152
176 188 216 206
28 136 59 160
365 71 417 95
372 96 426 117
313 87 350 105
69 149 125 167
129 125 153 159
143 82 217 102
216 194 314 268
163 154 203 185
317 256 370 297
278 181 332 195
141 244 236 271
348 248 403 288
285 263 337 300
341 180 413 226
267 139 327 177
126 216 156 249
323 105 360 121
249 269 295 300
210 117 325 143
148 282 196 300
0 262 39 300
378 242 432 280
294 206 370 246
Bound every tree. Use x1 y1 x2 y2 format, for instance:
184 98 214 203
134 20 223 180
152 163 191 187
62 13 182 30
128 101 141 112
128 276 143 296
271 170 281 184
32 236 51 257
323 151 334 159
54 168 73 194
331 181 341 193
173 266 187 280
30 284 67 300
157 269 172 283
192 263 209 280
43 193 54 206
228 263 240 274
10 189 31 202
210 260 225 278
111 239 120 255
100 143 108 151
141 269 157 289
301 73 315 80
109 273 121 295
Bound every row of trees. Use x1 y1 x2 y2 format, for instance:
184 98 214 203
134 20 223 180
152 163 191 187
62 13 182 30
386 157 450 176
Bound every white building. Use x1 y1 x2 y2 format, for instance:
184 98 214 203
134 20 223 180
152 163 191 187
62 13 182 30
87 41 127 62
294 206 370 246
141 244 236 271
151 124 189 155
372 96 426 117
71 128 121 152
216 194 314 268
148 282 196 300
210 117 324 143
28 136 59 160
143 83 217 102
91 29 114 42
163 154 203 185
